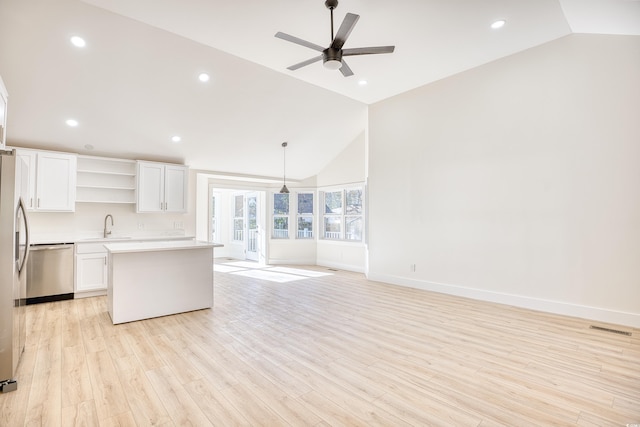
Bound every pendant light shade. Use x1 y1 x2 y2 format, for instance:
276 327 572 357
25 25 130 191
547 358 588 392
280 142 290 194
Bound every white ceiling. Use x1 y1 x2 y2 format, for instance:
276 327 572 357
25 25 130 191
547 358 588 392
0 0 638 180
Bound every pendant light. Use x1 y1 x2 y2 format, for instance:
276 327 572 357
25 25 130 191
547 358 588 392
280 142 290 194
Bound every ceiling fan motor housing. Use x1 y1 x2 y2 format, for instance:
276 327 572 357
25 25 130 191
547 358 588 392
323 47 343 69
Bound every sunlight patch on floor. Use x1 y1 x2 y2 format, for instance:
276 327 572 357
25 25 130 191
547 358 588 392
214 260 333 283
232 269 306 283
213 264 246 273
267 266 333 278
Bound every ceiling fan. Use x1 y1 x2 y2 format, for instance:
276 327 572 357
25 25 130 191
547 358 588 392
275 0 395 77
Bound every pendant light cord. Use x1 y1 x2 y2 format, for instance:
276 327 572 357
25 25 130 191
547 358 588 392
282 142 287 186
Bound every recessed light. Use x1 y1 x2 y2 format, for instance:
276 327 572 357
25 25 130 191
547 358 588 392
70 36 86 47
198 73 210 82
171 135 182 143
66 119 79 127
491 20 506 29
358 80 368 86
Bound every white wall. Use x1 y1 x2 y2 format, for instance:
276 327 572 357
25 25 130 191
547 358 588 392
367 34 640 327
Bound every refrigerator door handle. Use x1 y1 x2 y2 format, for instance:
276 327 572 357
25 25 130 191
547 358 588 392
16 197 30 277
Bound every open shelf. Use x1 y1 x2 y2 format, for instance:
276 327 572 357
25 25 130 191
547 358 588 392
76 155 136 204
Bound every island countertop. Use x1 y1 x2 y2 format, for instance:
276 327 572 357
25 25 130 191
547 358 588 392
104 240 222 254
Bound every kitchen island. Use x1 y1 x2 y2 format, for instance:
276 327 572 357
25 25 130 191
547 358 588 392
104 240 221 324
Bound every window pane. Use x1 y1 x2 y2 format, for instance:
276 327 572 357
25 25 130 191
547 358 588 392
273 217 289 238
345 216 362 241
247 197 257 230
274 193 289 215
345 189 362 215
324 217 341 239
298 193 313 214
324 191 342 214
297 217 313 238
234 195 243 217
233 219 244 241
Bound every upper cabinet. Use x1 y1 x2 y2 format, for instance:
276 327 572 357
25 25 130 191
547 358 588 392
0 76 8 149
16 149 77 212
136 161 188 213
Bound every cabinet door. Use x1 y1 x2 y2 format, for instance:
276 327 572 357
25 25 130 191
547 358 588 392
16 150 36 210
164 165 188 213
137 161 165 212
76 253 108 292
36 152 77 211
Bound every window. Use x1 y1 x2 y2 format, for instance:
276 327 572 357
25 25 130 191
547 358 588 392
273 193 289 238
233 195 244 241
297 192 314 238
321 187 363 241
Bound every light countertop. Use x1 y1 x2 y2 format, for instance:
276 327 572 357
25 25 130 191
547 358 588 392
104 240 222 254
30 233 195 245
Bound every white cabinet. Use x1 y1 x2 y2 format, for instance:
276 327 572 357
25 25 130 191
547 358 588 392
136 161 188 213
0 76 8 149
76 155 136 204
16 149 77 211
75 243 108 296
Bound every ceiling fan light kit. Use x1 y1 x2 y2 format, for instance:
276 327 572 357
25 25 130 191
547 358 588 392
275 0 395 77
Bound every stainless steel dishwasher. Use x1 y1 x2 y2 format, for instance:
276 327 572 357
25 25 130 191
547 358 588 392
27 243 74 304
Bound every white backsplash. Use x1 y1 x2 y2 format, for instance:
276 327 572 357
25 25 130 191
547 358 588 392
27 203 194 242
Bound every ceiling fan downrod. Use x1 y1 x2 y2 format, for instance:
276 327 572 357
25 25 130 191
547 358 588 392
325 0 339 42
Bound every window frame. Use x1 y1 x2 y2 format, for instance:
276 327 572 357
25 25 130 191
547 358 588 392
272 192 290 239
296 191 315 239
320 185 364 242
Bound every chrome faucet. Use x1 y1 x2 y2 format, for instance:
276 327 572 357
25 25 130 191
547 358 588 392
104 214 114 238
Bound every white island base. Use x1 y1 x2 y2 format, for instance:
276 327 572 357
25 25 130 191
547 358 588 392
105 240 217 324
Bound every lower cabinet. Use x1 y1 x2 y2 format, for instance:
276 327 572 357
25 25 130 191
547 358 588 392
75 244 108 297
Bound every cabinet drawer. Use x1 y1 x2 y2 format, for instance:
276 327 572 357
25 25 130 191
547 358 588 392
75 243 108 254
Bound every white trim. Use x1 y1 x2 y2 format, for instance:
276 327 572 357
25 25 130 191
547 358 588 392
367 273 640 328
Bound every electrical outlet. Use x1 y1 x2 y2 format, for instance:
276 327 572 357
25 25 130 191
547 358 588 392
174 221 184 230
137 222 144 230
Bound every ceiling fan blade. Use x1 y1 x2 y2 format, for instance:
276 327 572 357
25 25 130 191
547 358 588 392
339 60 354 77
287 55 323 71
275 32 325 52
342 46 395 56
331 13 359 50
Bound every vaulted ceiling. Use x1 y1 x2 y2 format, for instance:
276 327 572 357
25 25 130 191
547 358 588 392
0 0 638 180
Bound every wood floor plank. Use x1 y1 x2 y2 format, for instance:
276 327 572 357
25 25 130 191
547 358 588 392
61 400 99 426
184 379 252 426
61 344 93 408
119 366 173 426
85 350 130 420
145 365 214 426
24 307 62 426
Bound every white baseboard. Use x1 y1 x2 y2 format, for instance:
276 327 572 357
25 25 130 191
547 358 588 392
367 273 640 329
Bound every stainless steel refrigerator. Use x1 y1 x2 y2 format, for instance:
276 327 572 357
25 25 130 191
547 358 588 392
0 149 30 393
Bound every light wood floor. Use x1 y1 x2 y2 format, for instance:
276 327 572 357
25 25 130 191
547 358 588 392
1 264 639 426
